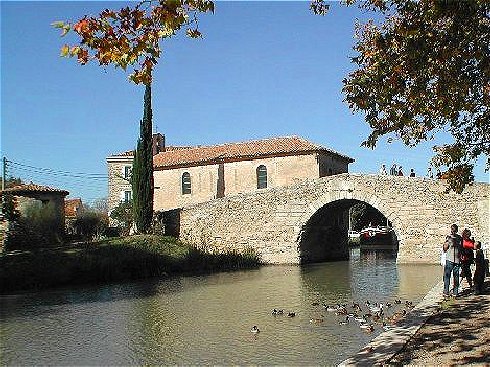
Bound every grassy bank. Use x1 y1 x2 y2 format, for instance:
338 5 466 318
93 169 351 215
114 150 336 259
0 235 261 294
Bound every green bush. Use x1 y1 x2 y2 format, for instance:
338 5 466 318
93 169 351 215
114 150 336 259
4 201 63 251
1 194 20 221
110 201 133 236
73 211 109 241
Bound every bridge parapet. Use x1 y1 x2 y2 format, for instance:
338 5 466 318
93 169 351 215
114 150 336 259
175 174 489 264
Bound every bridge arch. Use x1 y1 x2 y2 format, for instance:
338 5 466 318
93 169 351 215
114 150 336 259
293 190 403 263
176 174 489 264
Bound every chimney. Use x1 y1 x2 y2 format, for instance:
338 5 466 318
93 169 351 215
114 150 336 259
152 133 165 155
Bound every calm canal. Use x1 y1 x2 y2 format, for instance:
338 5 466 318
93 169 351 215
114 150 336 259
1 249 440 365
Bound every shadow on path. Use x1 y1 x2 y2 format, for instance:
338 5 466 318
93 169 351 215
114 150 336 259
389 280 490 366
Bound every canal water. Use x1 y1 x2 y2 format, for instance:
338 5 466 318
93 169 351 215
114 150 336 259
0 249 441 365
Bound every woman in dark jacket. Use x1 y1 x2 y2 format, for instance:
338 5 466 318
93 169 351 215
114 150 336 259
473 241 486 294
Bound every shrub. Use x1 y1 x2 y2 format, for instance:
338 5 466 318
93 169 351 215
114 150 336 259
73 211 109 241
1 194 20 221
110 201 133 236
4 200 63 250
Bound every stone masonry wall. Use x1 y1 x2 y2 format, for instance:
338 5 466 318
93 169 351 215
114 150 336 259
177 174 489 264
107 157 133 215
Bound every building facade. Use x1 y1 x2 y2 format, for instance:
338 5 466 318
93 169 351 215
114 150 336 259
107 150 134 214
0 184 69 247
106 135 354 213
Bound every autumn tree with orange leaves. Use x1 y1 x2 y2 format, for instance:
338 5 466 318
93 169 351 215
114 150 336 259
312 0 489 193
54 0 214 84
54 0 214 232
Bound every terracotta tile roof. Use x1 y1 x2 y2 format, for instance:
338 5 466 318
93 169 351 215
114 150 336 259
1 184 69 196
65 198 83 218
109 146 192 157
153 136 354 169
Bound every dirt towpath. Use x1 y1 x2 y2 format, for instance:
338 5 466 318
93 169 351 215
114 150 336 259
340 279 490 366
388 280 490 366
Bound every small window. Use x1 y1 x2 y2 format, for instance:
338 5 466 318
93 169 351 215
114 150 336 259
256 165 267 189
182 172 191 194
124 166 132 179
124 190 132 203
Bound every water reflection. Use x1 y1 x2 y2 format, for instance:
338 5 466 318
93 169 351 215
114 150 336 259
0 250 440 366
359 249 398 260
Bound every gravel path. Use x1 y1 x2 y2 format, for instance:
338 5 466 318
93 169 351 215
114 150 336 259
388 280 490 366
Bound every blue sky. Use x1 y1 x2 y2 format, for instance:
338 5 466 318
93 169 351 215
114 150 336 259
1 1 488 203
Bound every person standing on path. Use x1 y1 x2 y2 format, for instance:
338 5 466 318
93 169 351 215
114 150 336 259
390 164 397 175
443 224 463 297
473 241 486 295
460 229 475 289
380 164 387 175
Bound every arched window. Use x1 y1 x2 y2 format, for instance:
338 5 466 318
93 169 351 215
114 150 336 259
182 172 191 194
256 165 267 189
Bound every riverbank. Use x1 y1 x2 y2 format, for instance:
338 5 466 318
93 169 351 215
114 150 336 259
389 280 490 365
340 279 489 366
0 235 261 294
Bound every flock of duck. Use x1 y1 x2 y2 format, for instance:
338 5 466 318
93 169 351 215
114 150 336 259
250 299 414 334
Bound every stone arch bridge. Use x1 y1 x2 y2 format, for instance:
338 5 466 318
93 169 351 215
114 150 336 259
167 174 489 264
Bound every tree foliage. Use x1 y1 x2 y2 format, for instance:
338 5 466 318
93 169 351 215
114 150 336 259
53 0 214 84
131 85 154 233
73 210 109 241
312 0 489 192
1 194 20 222
90 197 109 214
5 201 63 251
349 202 387 231
110 201 134 236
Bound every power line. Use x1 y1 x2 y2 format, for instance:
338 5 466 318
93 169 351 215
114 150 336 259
6 160 107 179
3 158 109 200
8 166 107 183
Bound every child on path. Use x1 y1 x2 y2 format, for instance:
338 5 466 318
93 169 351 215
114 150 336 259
473 241 486 295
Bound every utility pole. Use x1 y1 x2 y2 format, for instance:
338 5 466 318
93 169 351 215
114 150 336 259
1 157 6 191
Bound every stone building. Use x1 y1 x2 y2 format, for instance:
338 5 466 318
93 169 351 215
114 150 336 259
0 184 69 249
106 134 354 213
0 184 69 223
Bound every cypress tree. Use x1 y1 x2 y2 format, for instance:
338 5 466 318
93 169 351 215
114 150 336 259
131 84 154 233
